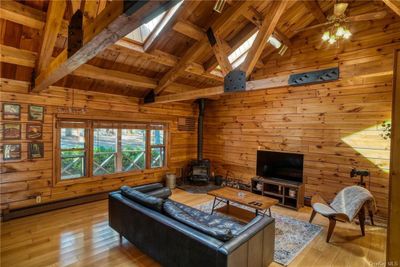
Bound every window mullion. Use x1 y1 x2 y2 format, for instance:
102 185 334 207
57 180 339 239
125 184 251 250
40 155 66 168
117 128 122 172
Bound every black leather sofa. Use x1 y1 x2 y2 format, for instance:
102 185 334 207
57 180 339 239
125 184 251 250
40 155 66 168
109 183 275 267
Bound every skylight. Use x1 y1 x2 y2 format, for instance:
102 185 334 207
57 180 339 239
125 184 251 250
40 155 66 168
125 1 183 44
217 31 282 70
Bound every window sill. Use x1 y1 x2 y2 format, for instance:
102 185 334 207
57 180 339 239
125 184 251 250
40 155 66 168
54 167 170 187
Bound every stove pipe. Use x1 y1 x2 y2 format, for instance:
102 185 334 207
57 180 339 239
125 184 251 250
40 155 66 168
197 99 205 161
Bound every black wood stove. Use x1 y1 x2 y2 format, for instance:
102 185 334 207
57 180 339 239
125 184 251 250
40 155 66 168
188 99 210 183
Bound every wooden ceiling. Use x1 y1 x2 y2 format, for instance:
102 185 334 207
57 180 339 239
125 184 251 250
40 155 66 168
1 0 399 99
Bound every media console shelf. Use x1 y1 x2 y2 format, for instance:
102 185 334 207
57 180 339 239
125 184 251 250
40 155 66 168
251 177 304 210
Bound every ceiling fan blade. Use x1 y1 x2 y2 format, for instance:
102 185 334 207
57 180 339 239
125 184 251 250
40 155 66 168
334 3 349 17
294 22 333 33
347 10 388 22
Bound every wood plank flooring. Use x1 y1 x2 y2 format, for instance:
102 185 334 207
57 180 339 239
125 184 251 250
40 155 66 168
0 189 386 267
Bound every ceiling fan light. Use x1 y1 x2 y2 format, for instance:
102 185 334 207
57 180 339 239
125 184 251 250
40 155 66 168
322 31 330 41
336 26 345 37
213 0 226 13
328 36 336 44
343 29 352 39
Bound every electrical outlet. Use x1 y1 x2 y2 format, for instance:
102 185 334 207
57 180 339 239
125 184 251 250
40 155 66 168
36 195 42 203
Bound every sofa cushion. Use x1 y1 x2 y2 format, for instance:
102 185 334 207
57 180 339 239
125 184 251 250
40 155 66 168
163 200 246 241
147 187 172 199
120 186 164 212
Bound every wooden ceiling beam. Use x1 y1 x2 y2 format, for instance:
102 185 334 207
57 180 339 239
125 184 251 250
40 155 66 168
82 0 99 26
173 20 206 41
154 1 249 95
382 0 400 16
0 44 37 68
32 0 180 93
36 0 67 74
151 75 291 104
0 1 68 36
301 0 327 23
241 0 288 77
206 27 232 75
110 39 223 82
72 64 158 89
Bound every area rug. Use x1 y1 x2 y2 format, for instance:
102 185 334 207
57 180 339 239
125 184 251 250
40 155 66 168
177 183 221 194
195 201 322 266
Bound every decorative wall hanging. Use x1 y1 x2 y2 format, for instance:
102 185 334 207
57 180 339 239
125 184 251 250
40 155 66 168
2 103 21 120
3 144 21 160
28 142 44 159
2 123 21 140
28 105 44 122
26 124 43 140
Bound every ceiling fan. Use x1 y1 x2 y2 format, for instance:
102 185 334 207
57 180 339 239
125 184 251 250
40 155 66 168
296 2 388 44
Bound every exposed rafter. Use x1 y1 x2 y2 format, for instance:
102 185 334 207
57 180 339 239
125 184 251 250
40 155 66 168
240 0 288 77
382 0 400 16
151 75 291 104
0 44 37 68
82 0 99 26
301 0 327 23
153 1 250 95
173 20 206 41
36 0 66 74
206 27 232 75
0 1 69 36
73 64 158 89
32 0 181 93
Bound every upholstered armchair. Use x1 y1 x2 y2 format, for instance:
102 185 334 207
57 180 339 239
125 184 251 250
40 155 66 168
309 185 376 242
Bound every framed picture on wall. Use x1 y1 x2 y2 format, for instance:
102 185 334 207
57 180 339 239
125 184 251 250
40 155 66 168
2 123 21 140
2 103 21 120
3 144 21 160
28 142 44 159
26 124 43 140
28 105 44 122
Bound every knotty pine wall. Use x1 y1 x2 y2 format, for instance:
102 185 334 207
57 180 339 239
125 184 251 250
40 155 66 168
204 17 400 218
0 79 197 212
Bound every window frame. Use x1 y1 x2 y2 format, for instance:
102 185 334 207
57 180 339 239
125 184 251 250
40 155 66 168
54 119 168 185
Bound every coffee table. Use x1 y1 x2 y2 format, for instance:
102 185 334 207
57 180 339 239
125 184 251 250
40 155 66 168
207 187 279 216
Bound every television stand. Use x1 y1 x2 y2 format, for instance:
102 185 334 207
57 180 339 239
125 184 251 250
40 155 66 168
251 177 304 210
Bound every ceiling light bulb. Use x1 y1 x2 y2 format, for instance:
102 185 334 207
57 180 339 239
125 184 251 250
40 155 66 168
268 36 282 49
322 31 330 41
328 36 336 44
343 29 352 39
336 26 345 37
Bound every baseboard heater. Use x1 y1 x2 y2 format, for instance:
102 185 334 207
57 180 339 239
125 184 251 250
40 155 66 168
1 192 109 222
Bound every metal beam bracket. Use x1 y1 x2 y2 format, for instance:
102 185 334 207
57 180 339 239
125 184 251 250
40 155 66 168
68 10 83 57
144 90 155 103
288 67 339 86
224 70 246 92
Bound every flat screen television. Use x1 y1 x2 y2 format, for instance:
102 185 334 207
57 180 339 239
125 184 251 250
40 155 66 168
256 150 304 183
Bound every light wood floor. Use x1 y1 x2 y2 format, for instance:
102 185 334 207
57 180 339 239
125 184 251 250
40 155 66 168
0 189 386 267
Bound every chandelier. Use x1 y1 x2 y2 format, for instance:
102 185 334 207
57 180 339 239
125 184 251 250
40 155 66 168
321 22 351 44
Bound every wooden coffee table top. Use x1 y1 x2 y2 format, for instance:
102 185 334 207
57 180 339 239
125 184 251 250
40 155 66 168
207 187 278 211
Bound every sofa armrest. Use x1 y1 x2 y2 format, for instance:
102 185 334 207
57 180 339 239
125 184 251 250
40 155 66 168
218 215 274 255
132 183 164 193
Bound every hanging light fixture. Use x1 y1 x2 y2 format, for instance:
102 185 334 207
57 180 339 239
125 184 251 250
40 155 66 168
321 22 351 44
213 0 226 13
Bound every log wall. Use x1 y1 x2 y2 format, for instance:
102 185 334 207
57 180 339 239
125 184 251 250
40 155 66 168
0 79 197 212
204 17 400 218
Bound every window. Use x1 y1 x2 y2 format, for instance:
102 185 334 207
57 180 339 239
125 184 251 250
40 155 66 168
57 120 166 181
125 1 183 44
216 31 283 70
150 126 165 168
59 122 89 180
93 128 118 175
122 129 146 171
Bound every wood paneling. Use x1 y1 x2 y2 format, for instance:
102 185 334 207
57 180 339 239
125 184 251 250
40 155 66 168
0 79 196 212
204 17 400 219
387 49 400 264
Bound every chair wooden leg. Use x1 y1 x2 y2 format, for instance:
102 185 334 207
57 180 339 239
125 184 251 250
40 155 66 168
358 207 366 236
309 210 317 223
368 209 374 226
326 218 336 242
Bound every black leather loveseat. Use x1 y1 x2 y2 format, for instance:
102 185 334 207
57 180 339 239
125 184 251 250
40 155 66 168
109 183 275 267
